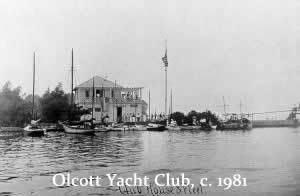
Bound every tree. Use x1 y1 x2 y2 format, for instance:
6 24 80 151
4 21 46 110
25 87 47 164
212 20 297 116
170 111 185 125
0 81 31 126
185 110 198 125
40 83 70 123
185 110 220 125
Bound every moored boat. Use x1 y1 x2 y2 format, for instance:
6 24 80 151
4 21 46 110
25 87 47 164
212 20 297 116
61 123 95 135
146 123 166 131
105 126 126 131
179 125 195 130
217 114 252 130
131 125 148 131
23 52 45 137
166 125 181 131
23 124 45 137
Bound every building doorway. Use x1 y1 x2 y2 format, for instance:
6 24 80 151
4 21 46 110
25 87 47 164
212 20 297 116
117 107 122 123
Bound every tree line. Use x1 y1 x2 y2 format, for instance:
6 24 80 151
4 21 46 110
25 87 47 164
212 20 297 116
0 81 220 127
0 81 79 127
170 110 220 126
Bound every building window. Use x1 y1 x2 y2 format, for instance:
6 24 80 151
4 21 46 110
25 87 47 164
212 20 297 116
85 90 89 98
96 89 104 97
111 90 114 98
95 108 101 112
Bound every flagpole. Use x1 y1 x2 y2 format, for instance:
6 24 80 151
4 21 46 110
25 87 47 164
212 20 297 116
165 66 167 116
164 40 168 116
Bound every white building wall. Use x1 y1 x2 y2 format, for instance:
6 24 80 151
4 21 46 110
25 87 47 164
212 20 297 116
75 87 147 122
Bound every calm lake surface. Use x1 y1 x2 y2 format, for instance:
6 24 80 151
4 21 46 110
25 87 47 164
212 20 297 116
0 128 300 196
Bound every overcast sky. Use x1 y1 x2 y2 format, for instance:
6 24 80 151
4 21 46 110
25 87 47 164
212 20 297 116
0 0 300 118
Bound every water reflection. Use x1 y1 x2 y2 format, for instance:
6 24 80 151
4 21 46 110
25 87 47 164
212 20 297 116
0 128 300 196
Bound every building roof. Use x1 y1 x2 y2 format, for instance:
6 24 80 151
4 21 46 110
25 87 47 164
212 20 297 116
75 76 123 89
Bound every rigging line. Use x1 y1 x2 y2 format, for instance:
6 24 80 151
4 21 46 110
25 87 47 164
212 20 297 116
75 68 80 88
74 68 78 88
250 110 293 115
65 66 70 93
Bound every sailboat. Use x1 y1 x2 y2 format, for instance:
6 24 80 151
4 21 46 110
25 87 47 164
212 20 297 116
166 89 181 131
61 49 95 135
23 52 45 137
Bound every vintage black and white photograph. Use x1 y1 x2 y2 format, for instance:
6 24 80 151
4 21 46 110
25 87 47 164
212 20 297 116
0 0 300 195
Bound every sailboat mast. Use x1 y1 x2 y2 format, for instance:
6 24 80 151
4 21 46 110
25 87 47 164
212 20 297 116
92 77 95 126
71 48 74 108
222 96 227 119
32 52 35 120
170 89 172 116
148 90 151 121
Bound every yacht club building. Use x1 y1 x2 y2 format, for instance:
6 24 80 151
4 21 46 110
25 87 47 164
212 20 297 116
74 76 148 122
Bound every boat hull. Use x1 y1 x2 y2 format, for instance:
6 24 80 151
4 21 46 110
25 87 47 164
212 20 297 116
23 125 45 137
131 126 147 131
106 127 126 131
62 124 95 135
180 126 201 130
166 126 181 131
146 126 166 131
218 122 252 130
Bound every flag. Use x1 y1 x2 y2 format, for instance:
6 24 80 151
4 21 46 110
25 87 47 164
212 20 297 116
162 49 168 67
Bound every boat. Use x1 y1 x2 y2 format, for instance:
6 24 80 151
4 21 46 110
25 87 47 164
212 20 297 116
217 114 252 130
166 125 181 131
62 50 96 135
146 123 166 131
23 52 45 137
106 126 126 131
94 126 109 133
24 120 45 137
131 125 148 131
179 125 195 130
44 123 64 132
61 123 95 135
166 118 181 131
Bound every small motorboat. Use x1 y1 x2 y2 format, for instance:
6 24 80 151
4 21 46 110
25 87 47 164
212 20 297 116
106 124 127 131
131 125 147 131
23 123 45 137
61 123 95 135
166 125 181 131
44 124 64 132
146 123 166 131
179 126 192 130
94 126 109 133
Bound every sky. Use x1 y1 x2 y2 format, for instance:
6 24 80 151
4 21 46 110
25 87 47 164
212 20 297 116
0 0 300 119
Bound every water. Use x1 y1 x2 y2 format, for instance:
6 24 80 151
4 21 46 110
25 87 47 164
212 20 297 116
0 128 300 196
